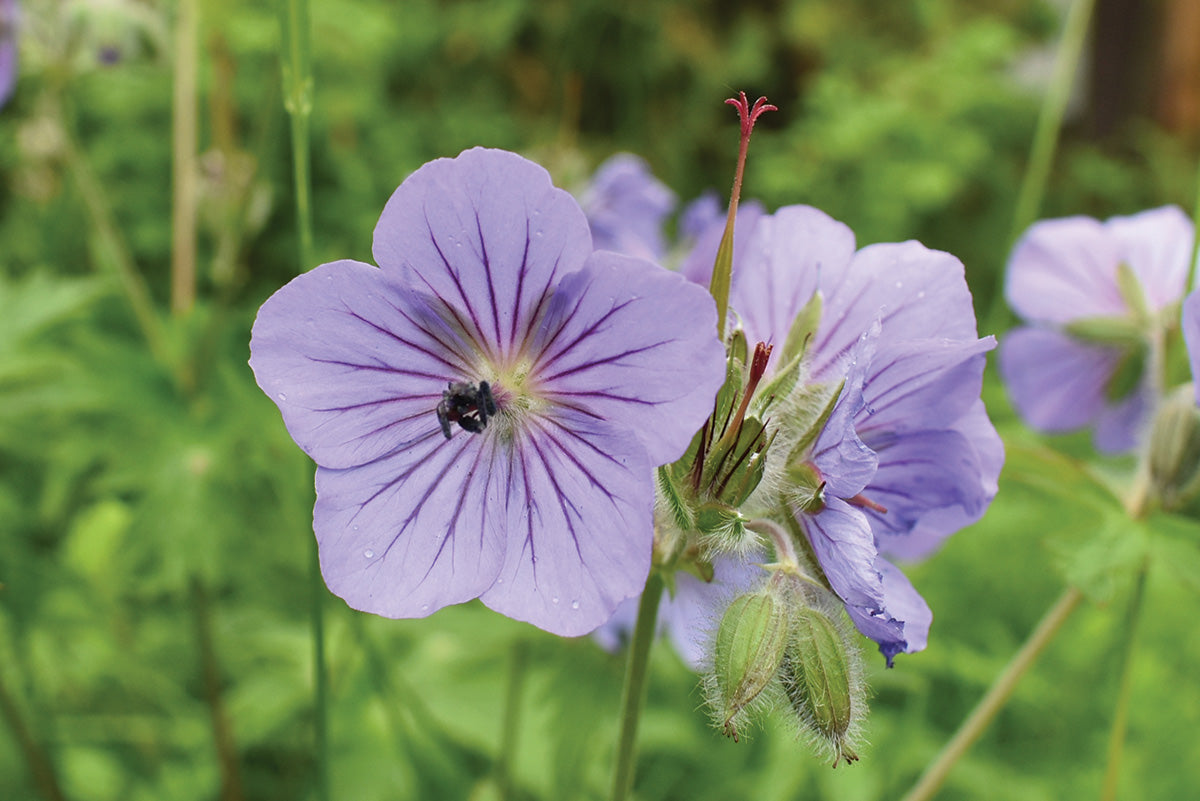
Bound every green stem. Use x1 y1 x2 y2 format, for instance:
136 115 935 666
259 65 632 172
609 571 665 801
899 586 1084 801
308 536 330 801
986 0 1096 332
190 576 246 801
170 0 199 316
496 639 530 801
278 0 326 796
1099 558 1149 801
0 669 67 801
1187 156 1200 294
60 114 171 371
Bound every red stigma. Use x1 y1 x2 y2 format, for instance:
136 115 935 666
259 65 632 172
725 91 777 139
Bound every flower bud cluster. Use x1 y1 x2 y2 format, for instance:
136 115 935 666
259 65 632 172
705 571 864 766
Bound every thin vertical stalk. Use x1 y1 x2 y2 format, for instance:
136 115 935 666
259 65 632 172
278 2 326 799
60 121 170 370
1187 156 1200 293
987 0 1097 331
899 586 1084 801
1099 559 1149 801
0 669 67 801
609 571 664 801
190 576 246 801
496 639 530 801
170 0 199 316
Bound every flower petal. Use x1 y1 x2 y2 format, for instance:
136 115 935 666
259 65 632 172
372 148 593 359
998 326 1119 434
1092 378 1155 454
861 428 988 540
797 496 882 611
533 252 725 465
580 153 676 261
813 241 977 380
1105 206 1193 312
857 336 994 439
313 431 508 620
728 205 856 368
679 201 767 289
812 328 878 499
481 409 654 637
845 558 932 667
1005 215 1124 324
876 400 1003 561
250 260 478 469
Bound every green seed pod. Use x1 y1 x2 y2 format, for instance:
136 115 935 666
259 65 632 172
780 607 862 766
710 590 790 741
1148 385 1200 512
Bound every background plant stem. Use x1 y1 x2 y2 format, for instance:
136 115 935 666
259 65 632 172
278 1 327 798
170 0 199 317
610 571 664 801
1099 558 1149 801
899 586 1083 801
496 639 530 801
986 0 1096 332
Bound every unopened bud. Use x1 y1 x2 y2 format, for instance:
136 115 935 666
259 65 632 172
1148 384 1200 512
780 607 863 767
709 590 790 741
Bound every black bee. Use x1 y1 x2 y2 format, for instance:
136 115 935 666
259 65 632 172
436 381 497 439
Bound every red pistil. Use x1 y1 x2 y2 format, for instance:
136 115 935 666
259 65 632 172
847 493 888 514
725 91 778 139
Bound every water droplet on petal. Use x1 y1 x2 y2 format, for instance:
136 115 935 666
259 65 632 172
531 556 538 564
363 549 374 559
534 230 544 238
495 577 504 584
420 604 430 611
277 392 287 401
895 281 904 289
571 600 580 610
917 290 926 299
551 596 560 605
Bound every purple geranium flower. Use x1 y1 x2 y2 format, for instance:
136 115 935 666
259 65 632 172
693 205 1001 664
999 206 1193 453
250 148 725 637
0 0 17 109
578 153 676 262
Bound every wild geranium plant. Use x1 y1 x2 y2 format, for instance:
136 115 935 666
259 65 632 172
252 91 1003 792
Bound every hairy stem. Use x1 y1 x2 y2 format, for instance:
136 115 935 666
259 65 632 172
899 586 1084 801
609 571 664 801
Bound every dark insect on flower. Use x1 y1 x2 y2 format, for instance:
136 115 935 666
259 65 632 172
437 381 497 439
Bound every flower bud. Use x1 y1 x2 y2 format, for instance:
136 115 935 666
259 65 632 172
709 590 790 741
1148 384 1200 512
780 606 863 766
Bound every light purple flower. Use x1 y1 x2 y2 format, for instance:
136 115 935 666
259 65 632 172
692 205 1001 664
0 0 17 109
250 148 725 637
1186 291 1200 405
579 153 676 262
999 207 1193 453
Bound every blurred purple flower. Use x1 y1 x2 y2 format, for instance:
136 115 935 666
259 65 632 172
693 205 1001 664
250 148 725 637
999 207 1193 453
579 153 676 262
0 0 18 109
1186 291 1200 405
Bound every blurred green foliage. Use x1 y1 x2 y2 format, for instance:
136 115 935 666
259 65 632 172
2 0 1200 800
